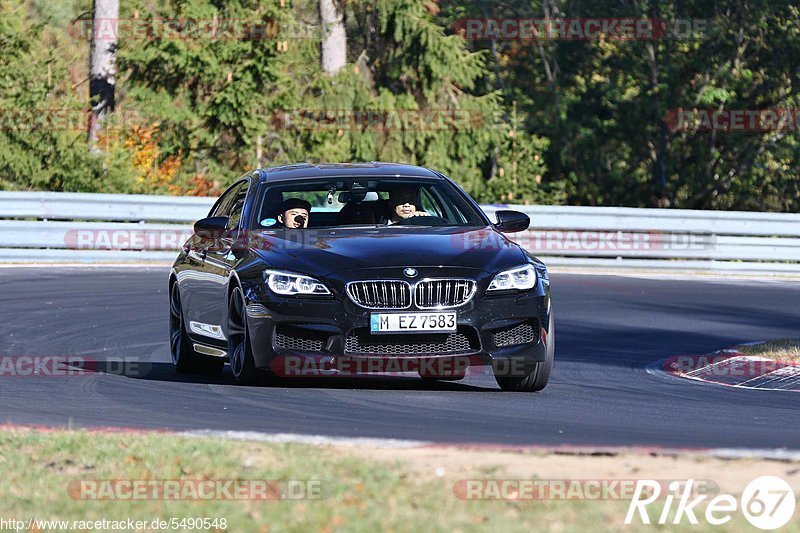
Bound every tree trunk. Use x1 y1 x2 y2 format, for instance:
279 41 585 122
87 0 119 149
320 0 346 75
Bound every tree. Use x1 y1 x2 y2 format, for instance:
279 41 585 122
117 0 303 188
320 0 346 74
7 0 796 210
442 0 800 211
0 1 105 191
87 0 118 149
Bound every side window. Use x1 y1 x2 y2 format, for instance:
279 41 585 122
226 183 249 230
211 185 238 218
211 181 249 229
419 187 444 217
429 185 466 223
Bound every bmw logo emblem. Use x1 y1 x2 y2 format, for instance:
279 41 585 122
403 268 418 278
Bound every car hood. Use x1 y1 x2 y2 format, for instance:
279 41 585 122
251 226 528 275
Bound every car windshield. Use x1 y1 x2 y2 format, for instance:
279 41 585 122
251 177 487 229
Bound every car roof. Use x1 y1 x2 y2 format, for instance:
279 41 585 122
254 162 443 182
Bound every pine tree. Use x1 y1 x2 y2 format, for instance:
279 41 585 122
0 2 103 191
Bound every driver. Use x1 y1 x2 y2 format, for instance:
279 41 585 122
387 186 429 224
277 198 311 228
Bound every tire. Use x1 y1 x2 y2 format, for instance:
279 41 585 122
170 282 224 375
227 286 261 385
494 313 554 392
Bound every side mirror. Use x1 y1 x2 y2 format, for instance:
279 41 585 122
193 216 229 238
494 210 530 233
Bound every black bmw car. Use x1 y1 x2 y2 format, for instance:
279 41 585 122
170 162 554 392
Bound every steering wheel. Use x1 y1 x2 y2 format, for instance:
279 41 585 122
395 215 450 226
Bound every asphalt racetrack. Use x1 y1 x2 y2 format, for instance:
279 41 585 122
1 267 798 450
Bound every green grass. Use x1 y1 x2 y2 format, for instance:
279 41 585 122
0 428 788 532
738 339 800 363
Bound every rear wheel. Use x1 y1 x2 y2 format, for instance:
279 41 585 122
170 282 224 375
494 313 554 392
227 286 261 385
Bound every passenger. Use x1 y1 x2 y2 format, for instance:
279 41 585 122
277 198 311 228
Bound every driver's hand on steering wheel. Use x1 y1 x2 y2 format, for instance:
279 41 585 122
411 211 430 217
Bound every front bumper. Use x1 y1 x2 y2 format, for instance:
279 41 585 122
242 267 551 374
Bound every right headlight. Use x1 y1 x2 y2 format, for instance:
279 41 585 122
486 264 538 292
263 269 331 296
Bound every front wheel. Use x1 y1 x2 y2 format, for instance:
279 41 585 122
227 286 261 385
494 313 554 392
170 282 224 375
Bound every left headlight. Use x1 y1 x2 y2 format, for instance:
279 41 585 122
487 264 538 292
263 269 331 296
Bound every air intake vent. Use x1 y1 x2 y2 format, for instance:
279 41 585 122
274 324 329 352
344 327 480 356
492 321 537 348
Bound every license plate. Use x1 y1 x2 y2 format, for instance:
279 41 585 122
370 312 457 334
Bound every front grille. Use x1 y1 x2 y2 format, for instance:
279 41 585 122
274 324 328 352
347 278 476 309
415 279 476 308
492 321 537 348
344 327 480 356
346 280 411 309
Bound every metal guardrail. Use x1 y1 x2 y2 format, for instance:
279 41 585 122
0 191 213 222
1 191 799 274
